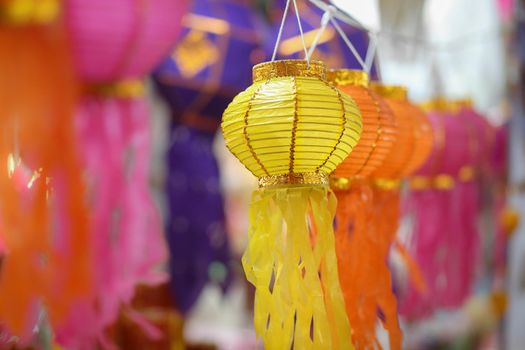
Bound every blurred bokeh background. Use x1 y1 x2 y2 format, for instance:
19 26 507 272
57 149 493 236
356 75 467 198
0 0 524 349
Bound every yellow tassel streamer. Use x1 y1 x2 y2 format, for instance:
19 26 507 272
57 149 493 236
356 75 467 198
242 186 353 350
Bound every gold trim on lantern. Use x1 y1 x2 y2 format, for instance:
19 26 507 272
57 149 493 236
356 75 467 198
409 174 459 190
258 172 329 188
85 79 146 98
327 69 369 87
0 0 59 24
252 59 326 82
370 83 408 100
373 178 401 190
458 166 475 182
330 176 353 190
434 174 454 189
409 176 432 190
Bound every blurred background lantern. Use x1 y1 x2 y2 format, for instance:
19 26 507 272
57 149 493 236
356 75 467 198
222 59 361 349
327 69 401 350
400 99 490 320
55 1 188 348
367 84 433 328
0 0 91 346
152 0 263 315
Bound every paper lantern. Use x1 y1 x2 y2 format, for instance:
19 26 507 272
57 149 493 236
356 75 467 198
66 0 186 82
365 84 433 328
329 70 396 179
153 0 260 312
401 99 485 320
154 0 262 129
0 1 90 344
222 59 361 349
327 70 401 349
56 1 187 348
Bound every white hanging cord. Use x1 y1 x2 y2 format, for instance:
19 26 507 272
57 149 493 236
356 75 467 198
271 0 292 61
306 9 331 61
271 0 310 64
329 15 367 70
292 0 310 64
364 32 378 74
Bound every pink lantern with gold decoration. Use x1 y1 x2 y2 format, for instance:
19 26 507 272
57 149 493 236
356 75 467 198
56 1 188 348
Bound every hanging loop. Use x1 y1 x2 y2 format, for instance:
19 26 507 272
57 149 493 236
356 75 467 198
271 0 310 65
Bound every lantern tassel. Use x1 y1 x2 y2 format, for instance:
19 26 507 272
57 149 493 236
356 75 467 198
335 182 402 350
243 186 353 350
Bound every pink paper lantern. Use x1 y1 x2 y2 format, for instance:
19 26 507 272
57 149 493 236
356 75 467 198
66 0 188 82
56 1 188 348
401 104 483 320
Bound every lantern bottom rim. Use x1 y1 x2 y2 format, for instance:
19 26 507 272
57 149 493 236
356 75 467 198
258 172 329 189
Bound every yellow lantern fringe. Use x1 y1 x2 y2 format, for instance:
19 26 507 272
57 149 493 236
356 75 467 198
242 186 353 350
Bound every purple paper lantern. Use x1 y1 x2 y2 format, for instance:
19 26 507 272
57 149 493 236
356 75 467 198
153 0 264 313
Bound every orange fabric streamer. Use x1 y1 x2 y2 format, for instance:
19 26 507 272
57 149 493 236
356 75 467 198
372 84 432 349
0 14 90 341
334 181 400 350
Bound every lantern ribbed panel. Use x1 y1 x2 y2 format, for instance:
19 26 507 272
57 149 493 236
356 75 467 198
65 0 186 82
413 111 445 176
401 103 434 176
222 60 362 178
332 84 396 178
370 86 433 179
370 98 413 178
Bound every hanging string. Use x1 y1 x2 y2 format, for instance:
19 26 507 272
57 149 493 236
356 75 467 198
292 0 309 63
364 32 378 74
307 0 502 52
271 0 310 64
307 6 367 71
329 15 367 70
306 8 331 60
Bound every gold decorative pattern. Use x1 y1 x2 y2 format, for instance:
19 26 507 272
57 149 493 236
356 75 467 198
252 60 326 82
85 79 145 98
0 0 59 24
409 173 461 190
330 177 353 190
243 81 270 177
317 80 348 172
409 176 432 190
327 69 369 88
458 166 474 182
370 84 408 101
259 172 329 188
289 77 299 173
173 30 221 79
373 178 401 190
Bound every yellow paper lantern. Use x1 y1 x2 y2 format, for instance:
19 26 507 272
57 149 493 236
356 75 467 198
222 59 362 349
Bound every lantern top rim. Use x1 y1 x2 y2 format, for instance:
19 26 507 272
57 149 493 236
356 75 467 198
370 83 408 100
1 0 60 24
419 97 472 113
327 69 369 88
252 59 326 83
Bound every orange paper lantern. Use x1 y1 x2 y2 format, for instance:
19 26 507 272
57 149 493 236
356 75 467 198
0 1 90 343
328 70 397 180
370 84 433 180
328 70 402 349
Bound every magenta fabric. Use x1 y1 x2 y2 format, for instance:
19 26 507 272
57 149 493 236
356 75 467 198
65 0 188 82
401 109 486 320
56 97 167 349
58 0 187 346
